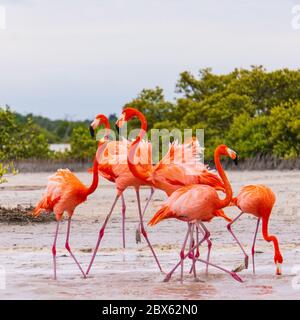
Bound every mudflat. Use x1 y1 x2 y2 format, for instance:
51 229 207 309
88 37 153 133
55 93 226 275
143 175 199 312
0 170 299 299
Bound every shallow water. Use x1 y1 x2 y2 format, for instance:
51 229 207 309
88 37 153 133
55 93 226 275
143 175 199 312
0 170 300 299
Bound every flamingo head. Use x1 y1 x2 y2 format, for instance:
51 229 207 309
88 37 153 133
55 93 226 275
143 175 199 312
217 144 239 165
116 108 140 135
116 107 139 128
90 114 109 138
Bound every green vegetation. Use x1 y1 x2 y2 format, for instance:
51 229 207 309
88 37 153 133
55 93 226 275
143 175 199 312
0 107 51 160
125 66 300 160
15 112 91 143
0 162 17 184
1 66 300 162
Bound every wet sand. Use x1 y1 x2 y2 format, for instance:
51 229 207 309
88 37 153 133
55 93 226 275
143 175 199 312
0 170 300 299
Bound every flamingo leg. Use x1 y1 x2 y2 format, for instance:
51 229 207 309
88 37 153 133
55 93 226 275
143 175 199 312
198 221 212 275
251 218 260 275
164 223 208 282
52 221 60 280
179 223 191 283
189 225 200 276
136 187 155 244
227 212 249 270
135 189 163 272
121 194 126 249
164 223 243 283
65 217 86 278
86 194 120 275
189 224 198 278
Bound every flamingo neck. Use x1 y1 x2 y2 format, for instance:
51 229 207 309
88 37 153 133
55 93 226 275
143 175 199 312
86 158 99 195
262 214 283 263
127 110 149 182
131 109 147 139
214 147 233 209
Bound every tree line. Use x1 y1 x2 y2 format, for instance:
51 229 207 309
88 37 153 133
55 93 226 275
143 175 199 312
1 66 299 163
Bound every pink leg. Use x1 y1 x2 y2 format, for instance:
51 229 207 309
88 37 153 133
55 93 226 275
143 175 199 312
180 223 191 282
136 189 163 272
136 187 155 244
195 258 243 283
227 212 249 269
164 223 243 283
252 218 260 275
65 217 86 278
199 221 212 275
189 224 211 275
164 223 208 282
189 226 200 275
189 224 198 278
86 195 120 275
121 194 126 249
52 221 59 280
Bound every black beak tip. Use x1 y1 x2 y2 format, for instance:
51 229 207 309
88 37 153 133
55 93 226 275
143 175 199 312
233 155 239 166
89 126 95 138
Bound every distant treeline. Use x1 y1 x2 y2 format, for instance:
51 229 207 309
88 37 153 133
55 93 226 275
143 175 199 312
14 111 117 143
1 66 300 167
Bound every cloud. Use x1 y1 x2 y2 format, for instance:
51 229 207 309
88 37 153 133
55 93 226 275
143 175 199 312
0 0 299 119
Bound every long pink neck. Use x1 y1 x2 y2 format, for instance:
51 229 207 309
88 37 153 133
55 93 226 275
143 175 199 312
88 115 110 195
127 110 149 181
214 147 233 209
86 158 99 195
262 212 283 263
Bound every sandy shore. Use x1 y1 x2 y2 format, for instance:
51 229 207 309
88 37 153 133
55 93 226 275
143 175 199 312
0 170 300 299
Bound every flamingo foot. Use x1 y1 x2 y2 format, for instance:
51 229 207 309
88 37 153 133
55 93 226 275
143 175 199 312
245 255 249 269
163 273 172 282
135 228 141 244
232 264 246 273
232 255 249 273
230 272 244 283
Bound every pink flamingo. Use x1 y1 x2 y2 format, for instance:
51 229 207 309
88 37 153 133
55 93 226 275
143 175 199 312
89 115 131 248
227 184 283 275
32 116 109 280
148 144 243 283
86 111 162 275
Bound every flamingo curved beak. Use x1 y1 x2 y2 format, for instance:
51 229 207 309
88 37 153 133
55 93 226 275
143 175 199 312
89 125 95 138
233 154 239 166
227 147 239 165
115 124 120 135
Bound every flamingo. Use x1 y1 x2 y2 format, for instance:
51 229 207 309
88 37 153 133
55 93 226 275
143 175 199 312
89 114 130 248
227 184 283 275
86 110 162 275
116 107 225 243
148 144 243 283
32 116 109 280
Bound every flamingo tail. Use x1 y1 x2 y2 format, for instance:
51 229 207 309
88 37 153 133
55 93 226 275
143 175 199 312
148 206 175 226
32 196 49 217
32 196 60 217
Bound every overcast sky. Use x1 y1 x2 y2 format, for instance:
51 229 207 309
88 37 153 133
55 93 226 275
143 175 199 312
0 0 299 120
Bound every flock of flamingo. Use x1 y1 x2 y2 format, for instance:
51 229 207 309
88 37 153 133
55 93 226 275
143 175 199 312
33 107 283 283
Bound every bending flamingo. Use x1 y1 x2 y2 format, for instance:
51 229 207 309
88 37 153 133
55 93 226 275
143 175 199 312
86 110 162 275
33 116 109 279
148 144 243 283
227 184 283 275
